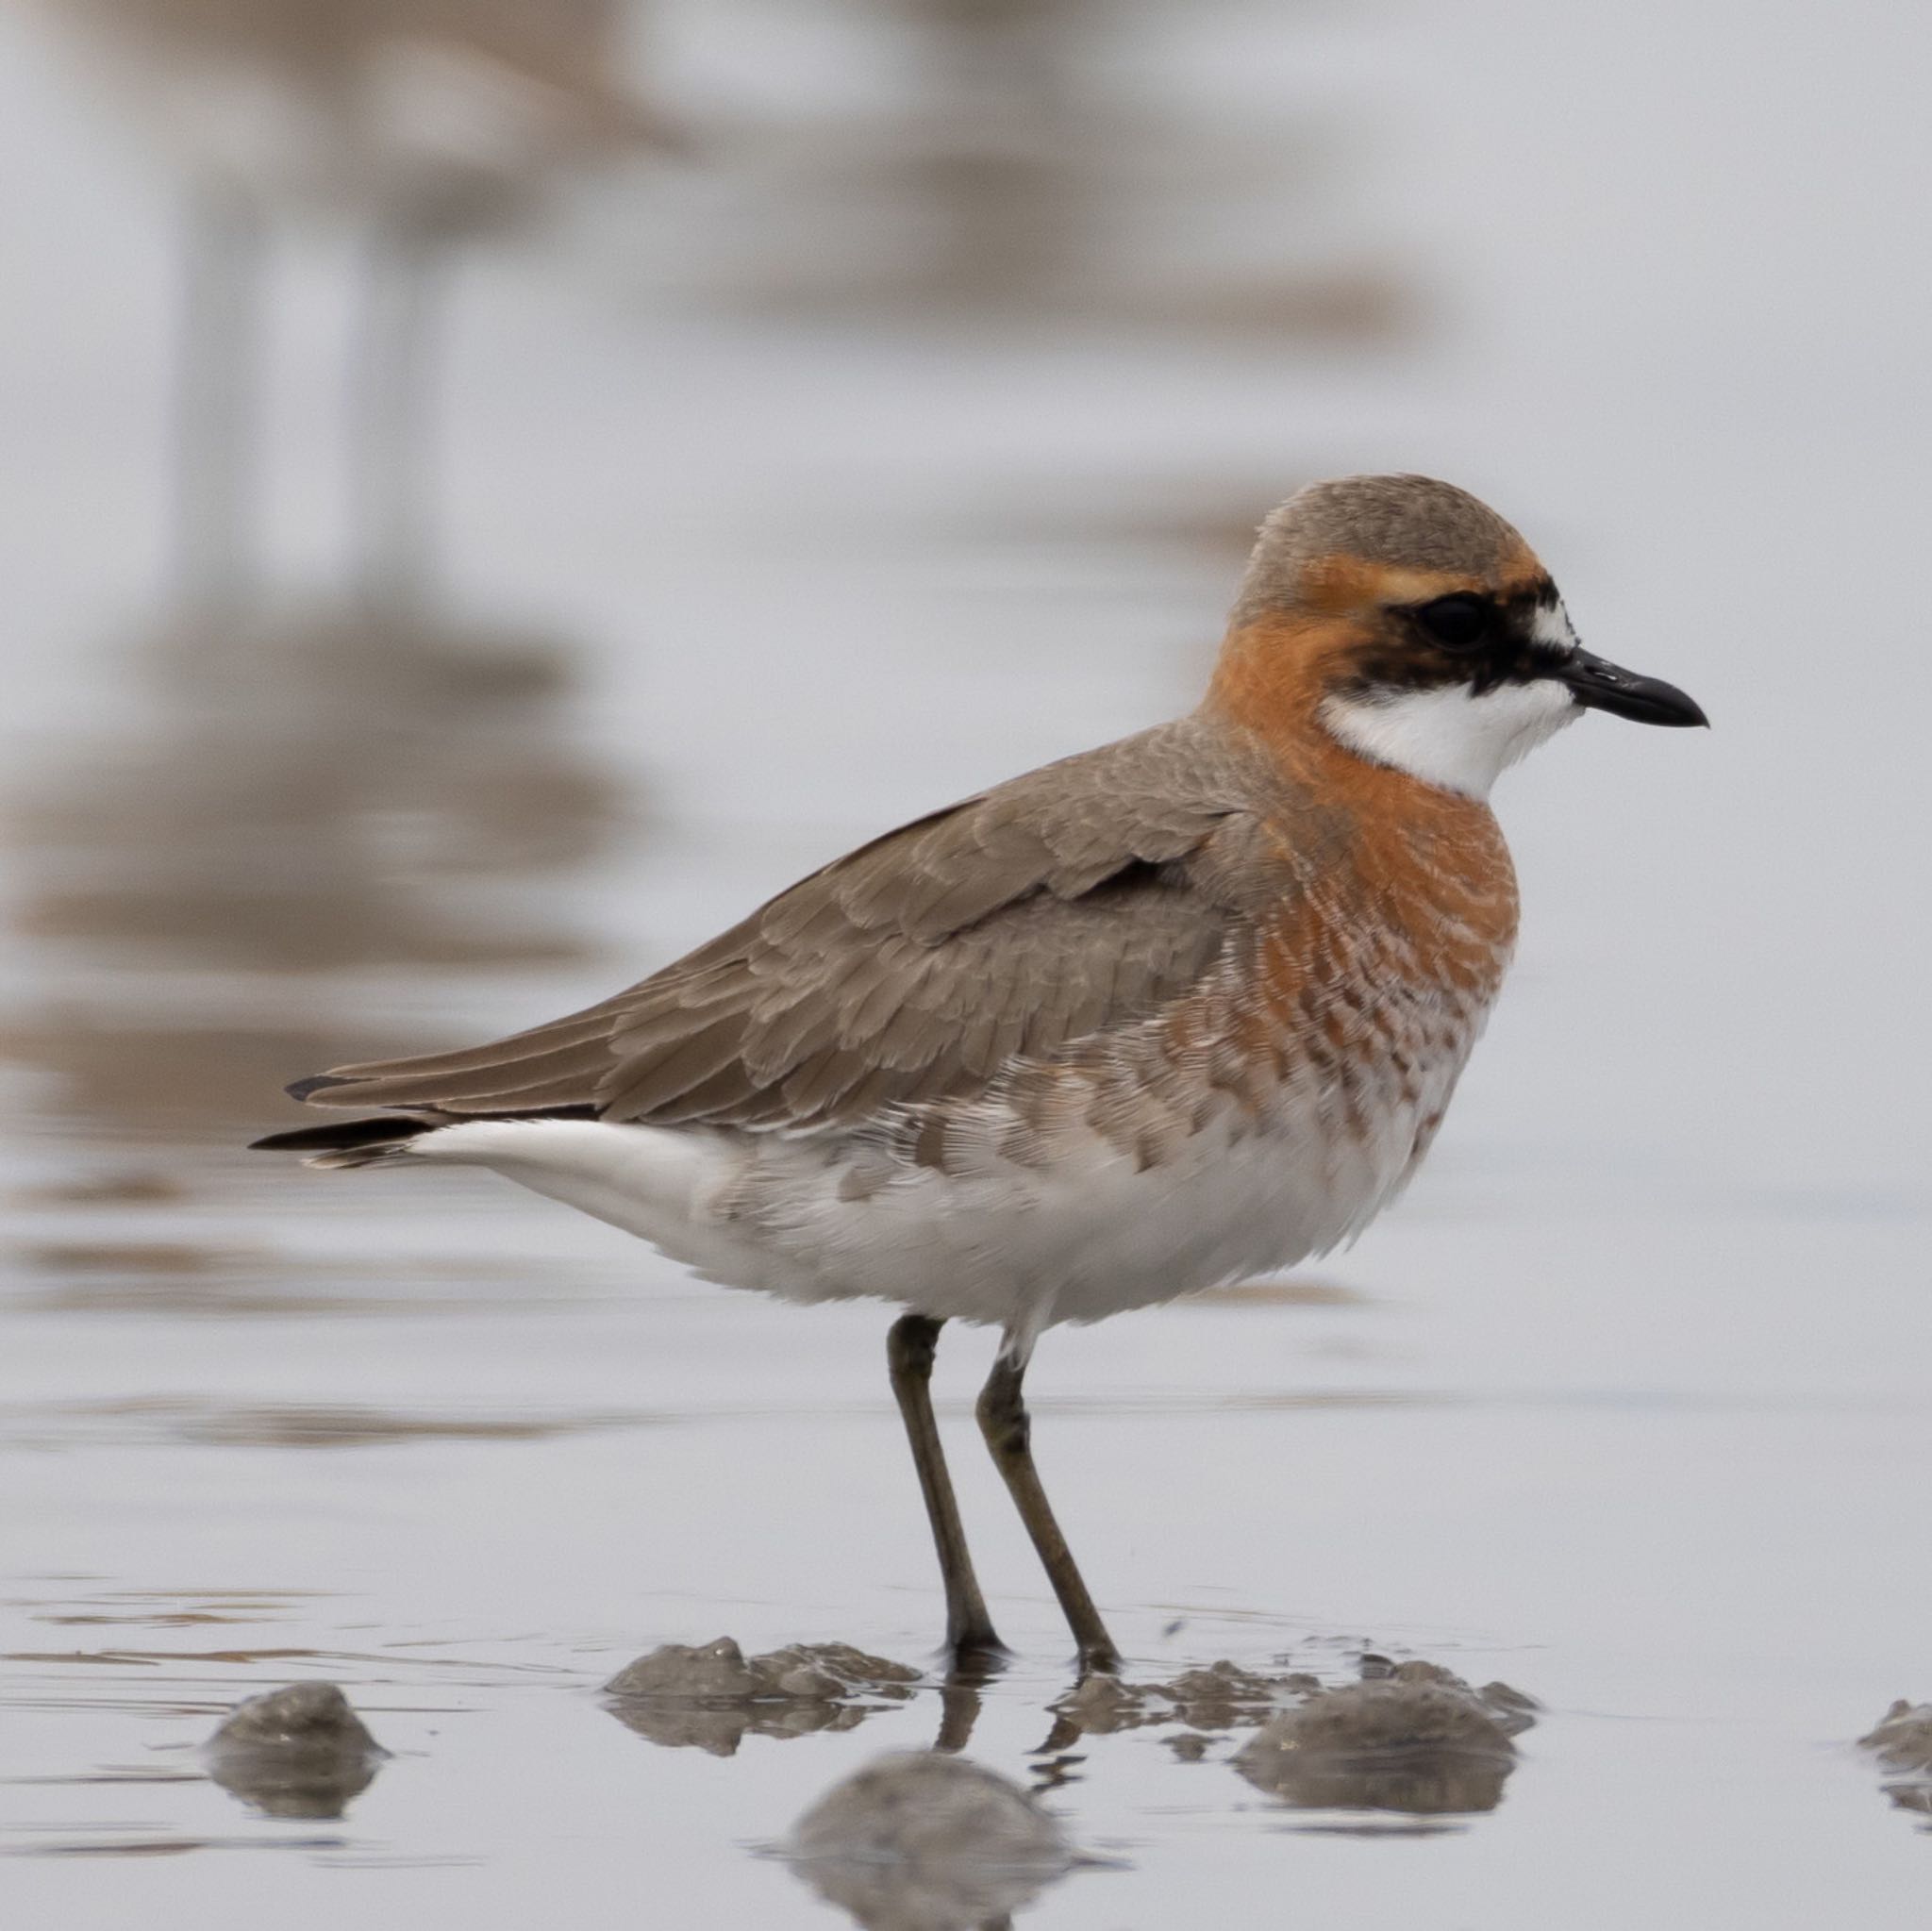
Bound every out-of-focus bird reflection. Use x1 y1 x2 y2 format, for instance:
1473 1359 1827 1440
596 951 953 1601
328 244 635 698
1 597 626 1151
35 0 666 614
783 1750 1075 1931
4 7 655 1160
14 603 613 973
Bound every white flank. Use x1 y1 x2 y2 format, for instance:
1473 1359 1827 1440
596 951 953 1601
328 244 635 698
405 1006 1484 1338
1320 678 1579 799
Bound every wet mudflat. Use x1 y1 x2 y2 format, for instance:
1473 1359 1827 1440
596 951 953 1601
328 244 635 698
4 1236 1928 1925
4 0 1931 1924
5 945 1927 1928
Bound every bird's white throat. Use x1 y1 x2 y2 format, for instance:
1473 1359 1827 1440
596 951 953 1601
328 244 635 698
1319 679 1580 799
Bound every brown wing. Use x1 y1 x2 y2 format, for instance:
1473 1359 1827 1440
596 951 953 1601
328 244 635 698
296 720 1281 1130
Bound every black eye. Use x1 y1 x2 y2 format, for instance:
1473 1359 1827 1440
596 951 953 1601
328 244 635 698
1412 594 1491 651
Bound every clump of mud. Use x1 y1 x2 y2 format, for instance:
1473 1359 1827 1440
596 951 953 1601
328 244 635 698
1859 1699 1932 1824
603 1638 920 1756
205 1681 387 1819
1233 1658 1535 1817
785 1750 1074 1931
1047 1657 1321 1740
1042 1651 1535 1817
1860 1699 1932 1773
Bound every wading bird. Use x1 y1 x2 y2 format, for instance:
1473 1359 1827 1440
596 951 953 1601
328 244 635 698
254 474 1706 1673
42 0 664 612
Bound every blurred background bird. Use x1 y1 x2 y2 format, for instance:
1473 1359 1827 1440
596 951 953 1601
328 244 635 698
36 0 672 619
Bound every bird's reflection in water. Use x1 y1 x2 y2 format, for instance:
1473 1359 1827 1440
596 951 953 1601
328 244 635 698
8 5 652 1171
17 601 618 973
783 1750 1075 1931
637 1648 1539 1921
1 594 628 1161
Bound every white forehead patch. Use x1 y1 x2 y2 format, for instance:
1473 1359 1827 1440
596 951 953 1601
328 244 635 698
1532 599 1579 653
1320 679 1580 799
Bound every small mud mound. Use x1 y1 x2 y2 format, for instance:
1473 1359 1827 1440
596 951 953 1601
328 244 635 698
603 1638 920 1756
1048 1658 1322 1740
786 1750 1073 1931
205 1682 386 1819
1859 1700 1932 1826
1860 1699 1932 1773
1234 1659 1535 1817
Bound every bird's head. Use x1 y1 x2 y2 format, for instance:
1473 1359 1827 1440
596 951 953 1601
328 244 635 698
1209 474 1707 799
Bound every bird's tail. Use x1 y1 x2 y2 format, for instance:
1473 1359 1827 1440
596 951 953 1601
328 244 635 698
248 1117 436 1171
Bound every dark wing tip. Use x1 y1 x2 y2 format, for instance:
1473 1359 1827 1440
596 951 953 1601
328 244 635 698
250 1117 432 1154
286 1074 355 1103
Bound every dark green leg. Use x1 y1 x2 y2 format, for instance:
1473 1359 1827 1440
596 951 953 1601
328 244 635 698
888 1313 1007 1667
976 1337 1121 1674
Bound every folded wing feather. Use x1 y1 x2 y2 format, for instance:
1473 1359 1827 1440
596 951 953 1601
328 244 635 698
294 719 1280 1132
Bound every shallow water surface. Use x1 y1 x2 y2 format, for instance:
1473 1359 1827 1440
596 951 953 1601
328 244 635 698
3 1 1930 1924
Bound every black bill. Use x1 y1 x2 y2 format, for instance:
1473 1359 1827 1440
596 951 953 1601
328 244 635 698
1557 649 1708 727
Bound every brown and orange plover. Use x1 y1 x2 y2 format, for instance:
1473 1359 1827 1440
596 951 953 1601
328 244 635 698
254 474 1706 1673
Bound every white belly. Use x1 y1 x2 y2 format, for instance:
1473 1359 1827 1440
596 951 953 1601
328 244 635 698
418 1043 1470 1338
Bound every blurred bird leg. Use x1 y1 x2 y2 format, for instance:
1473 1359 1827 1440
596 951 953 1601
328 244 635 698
352 219 442 614
175 177 263 619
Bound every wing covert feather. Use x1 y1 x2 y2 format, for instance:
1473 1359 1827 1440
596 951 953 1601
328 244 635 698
306 719 1290 1127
